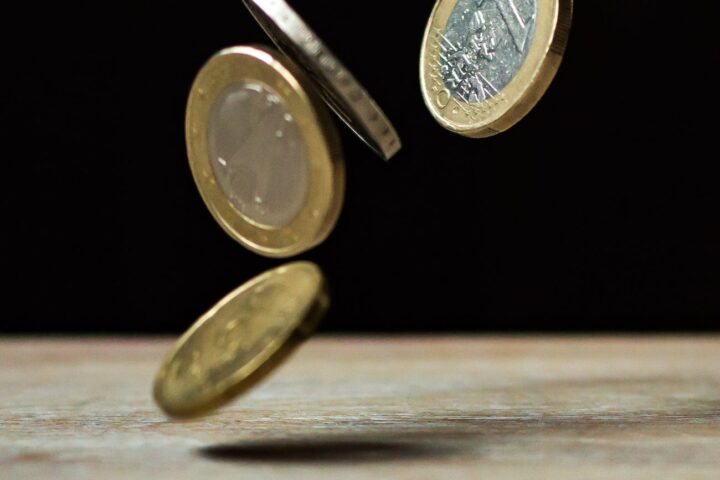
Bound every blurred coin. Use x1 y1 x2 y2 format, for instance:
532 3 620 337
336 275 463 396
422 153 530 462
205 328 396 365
421 0 572 137
186 46 345 258
153 262 328 418
242 0 401 160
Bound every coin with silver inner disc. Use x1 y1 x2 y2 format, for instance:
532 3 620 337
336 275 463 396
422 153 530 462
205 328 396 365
421 0 572 137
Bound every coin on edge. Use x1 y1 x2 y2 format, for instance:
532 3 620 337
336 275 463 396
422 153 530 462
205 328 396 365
242 0 402 160
186 46 345 258
153 262 329 418
420 0 572 137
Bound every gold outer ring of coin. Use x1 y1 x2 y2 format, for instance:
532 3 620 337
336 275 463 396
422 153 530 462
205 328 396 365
186 45 345 258
420 0 573 137
153 262 329 419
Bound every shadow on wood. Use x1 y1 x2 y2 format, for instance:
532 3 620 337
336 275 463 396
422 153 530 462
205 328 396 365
198 435 465 464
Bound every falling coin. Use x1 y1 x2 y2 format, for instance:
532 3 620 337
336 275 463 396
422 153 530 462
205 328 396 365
186 46 345 258
153 262 329 418
420 0 573 137
242 0 402 160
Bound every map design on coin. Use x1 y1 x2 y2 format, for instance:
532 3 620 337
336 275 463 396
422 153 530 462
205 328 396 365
440 0 536 103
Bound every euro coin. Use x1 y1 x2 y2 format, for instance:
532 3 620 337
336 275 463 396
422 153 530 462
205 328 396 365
153 262 328 418
242 0 402 160
420 0 572 137
186 46 345 258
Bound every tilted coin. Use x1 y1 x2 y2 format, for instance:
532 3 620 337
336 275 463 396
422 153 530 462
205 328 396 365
420 0 572 137
242 0 402 160
186 46 345 258
153 262 329 418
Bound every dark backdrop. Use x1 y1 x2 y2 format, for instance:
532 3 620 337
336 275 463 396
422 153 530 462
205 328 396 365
3 1 719 333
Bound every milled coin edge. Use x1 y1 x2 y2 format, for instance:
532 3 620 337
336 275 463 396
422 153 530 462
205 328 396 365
242 0 402 160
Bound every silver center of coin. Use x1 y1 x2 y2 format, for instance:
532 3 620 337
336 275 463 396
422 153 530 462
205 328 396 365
441 0 536 103
208 82 309 229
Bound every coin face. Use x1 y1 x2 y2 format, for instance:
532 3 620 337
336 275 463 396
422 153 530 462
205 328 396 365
153 262 328 418
208 82 310 229
186 46 345 257
421 0 572 137
242 0 402 160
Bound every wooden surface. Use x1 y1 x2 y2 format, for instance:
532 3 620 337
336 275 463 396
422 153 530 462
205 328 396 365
1 336 720 479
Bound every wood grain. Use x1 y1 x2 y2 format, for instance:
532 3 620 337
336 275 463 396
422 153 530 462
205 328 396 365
1 336 719 479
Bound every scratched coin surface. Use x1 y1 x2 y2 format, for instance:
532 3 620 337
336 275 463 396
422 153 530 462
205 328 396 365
421 0 572 137
153 262 328 418
241 0 401 160
186 46 345 258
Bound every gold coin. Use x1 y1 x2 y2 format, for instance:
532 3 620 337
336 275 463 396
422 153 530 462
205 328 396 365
420 0 573 137
186 46 345 258
153 262 328 418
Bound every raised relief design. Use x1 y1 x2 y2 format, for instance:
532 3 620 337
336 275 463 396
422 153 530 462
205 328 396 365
436 0 536 109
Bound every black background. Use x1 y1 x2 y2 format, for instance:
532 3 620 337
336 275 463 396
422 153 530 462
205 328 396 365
3 1 719 333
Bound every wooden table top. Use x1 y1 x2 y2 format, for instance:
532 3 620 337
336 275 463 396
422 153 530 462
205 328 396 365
1 336 719 479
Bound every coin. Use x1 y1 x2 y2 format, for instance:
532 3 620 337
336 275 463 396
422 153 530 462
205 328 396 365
242 0 402 160
420 0 572 137
186 46 345 258
153 262 329 418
